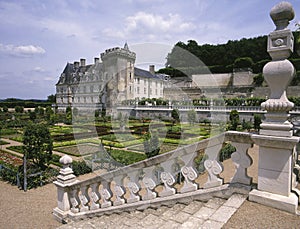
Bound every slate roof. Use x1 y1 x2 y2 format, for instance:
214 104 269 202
56 63 101 85
134 67 161 79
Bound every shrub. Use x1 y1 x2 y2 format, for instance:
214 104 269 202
233 57 254 69
72 160 92 176
219 143 236 162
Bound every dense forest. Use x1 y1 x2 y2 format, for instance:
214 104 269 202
158 32 300 80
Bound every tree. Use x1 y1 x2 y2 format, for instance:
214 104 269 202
229 110 240 130
187 109 197 125
143 132 160 158
15 106 24 113
45 106 54 121
254 114 262 131
65 106 72 125
28 110 36 121
233 57 254 69
2 106 8 113
23 123 53 170
171 109 180 123
47 94 56 103
253 73 264 87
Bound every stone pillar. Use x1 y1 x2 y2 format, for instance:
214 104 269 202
53 155 78 222
249 2 300 214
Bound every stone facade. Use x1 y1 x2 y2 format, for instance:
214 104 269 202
55 43 167 113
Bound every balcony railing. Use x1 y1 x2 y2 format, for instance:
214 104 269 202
53 131 258 223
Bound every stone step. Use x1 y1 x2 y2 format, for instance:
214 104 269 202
57 194 247 229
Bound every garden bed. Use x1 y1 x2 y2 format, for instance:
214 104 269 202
55 143 101 157
0 140 9 145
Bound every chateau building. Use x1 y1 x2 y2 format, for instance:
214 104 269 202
55 43 167 112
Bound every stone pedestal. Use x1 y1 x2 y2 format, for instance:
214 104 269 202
53 155 78 222
249 2 300 214
249 135 299 213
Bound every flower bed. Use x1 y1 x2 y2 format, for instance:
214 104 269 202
0 150 23 167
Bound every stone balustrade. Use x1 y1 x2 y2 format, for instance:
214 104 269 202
53 131 256 223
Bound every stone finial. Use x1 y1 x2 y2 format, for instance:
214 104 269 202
59 155 73 167
270 1 295 30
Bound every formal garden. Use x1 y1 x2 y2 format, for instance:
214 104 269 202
0 100 267 190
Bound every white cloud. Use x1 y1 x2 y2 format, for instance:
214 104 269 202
0 44 46 57
126 12 195 33
102 11 196 43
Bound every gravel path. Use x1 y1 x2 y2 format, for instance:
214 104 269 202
0 181 60 229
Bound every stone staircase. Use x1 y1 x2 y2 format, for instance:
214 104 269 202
58 194 247 229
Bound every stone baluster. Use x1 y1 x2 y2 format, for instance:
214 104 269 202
203 139 223 188
100 180 112 208
90 182 101 210
53 155 78 222
159 159 176 197
180 153 198 193
127 170 141 203
79 186 90 212
113 175 126 206
142 166 158 200
70 188 80 213
230 142 253 185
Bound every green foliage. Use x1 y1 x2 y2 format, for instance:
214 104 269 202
47 94 56 103
15 106 24 113
0 98 51 109
28 110 36 121
0 163 18 184
219 143 236 162
23 123 53 170
72 160 92 176
290 71 300 86
229 110 240 131
242 119 253 131
254 114 262 131
65 107 72 125
253 73 264 87
187 109 197 125
171 109 180 122
110 149 147 165
165 36 271 73
143 132 160 158
252 59 269 73
2 106 8 112
233 57 254 69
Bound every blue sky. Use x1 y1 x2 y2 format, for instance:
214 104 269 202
0 0 299 99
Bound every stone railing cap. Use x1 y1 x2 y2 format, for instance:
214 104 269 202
59 155 73 165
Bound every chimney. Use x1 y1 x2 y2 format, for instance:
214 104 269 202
80 58 86 67
149 65 155 75
74 61 79 68
94 57 99 64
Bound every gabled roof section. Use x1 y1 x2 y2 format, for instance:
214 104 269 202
56 62 100 85
134 67 161 79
